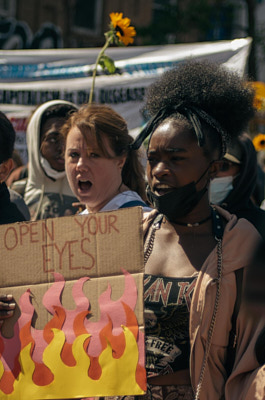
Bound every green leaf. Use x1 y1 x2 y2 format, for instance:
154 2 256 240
98 55 116 74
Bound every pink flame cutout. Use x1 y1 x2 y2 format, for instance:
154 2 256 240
0 269 144 376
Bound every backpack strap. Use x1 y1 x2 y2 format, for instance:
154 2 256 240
225 267 244 376
119 200 148 209
211 206 224 239
212 207 244 375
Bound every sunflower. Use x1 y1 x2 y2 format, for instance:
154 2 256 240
251 81 265 111
110 12 136 46
89 12 136 103
253 95 265 111
253 133 265 151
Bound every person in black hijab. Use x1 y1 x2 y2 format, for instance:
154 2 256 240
209 132 265 240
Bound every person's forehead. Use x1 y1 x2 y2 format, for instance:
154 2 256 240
41 116 65 136
67 126 115 154
148 120 197 150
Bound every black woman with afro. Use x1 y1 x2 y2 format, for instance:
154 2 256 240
124 61 264 400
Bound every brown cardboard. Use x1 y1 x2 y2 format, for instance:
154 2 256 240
0 207 146 398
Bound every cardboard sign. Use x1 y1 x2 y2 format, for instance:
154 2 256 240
0 207 146 399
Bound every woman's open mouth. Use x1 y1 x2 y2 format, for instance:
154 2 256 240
78 180 92 191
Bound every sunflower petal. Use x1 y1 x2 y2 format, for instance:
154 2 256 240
253 133 265 151
109 12 136 46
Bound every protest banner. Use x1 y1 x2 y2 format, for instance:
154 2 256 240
0 37 252 163
0 207 145 399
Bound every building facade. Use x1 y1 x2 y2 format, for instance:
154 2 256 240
0 0 264 80
0 0 153 48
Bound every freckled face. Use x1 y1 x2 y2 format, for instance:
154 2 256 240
146 119 211 195
65 126 126 212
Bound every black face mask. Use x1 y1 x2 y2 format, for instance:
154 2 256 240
146 167 210 222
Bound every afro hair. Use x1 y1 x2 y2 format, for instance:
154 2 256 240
144 60 255 139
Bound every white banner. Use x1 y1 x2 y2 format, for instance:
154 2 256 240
0 37 252 162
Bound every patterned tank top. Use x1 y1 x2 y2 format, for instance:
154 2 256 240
144 274 197 377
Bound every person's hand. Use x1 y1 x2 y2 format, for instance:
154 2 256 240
0 294 16 325
72 202 86 213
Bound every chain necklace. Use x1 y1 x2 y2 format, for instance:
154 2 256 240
172 214 212 227
144 208 223 400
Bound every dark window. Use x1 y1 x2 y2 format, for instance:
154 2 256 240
206 4 235 41
74 0 96 30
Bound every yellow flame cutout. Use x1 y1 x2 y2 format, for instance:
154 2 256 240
0 326 144 399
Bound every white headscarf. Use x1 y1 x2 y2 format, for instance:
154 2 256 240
24 99 78 206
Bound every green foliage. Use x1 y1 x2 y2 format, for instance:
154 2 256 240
98 55 116 74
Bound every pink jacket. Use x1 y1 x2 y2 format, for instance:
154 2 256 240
143 206 264 400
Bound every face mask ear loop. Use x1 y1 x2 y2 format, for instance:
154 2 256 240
195 161 215 187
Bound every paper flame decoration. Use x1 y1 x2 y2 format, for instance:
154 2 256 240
0 270 146 399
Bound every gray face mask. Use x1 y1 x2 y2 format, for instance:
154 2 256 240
209 176 233 205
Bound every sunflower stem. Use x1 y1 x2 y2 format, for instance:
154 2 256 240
89 36 112 104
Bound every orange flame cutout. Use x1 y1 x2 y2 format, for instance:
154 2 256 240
0 270 146 398
43 306 66 344
0 333 21 394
